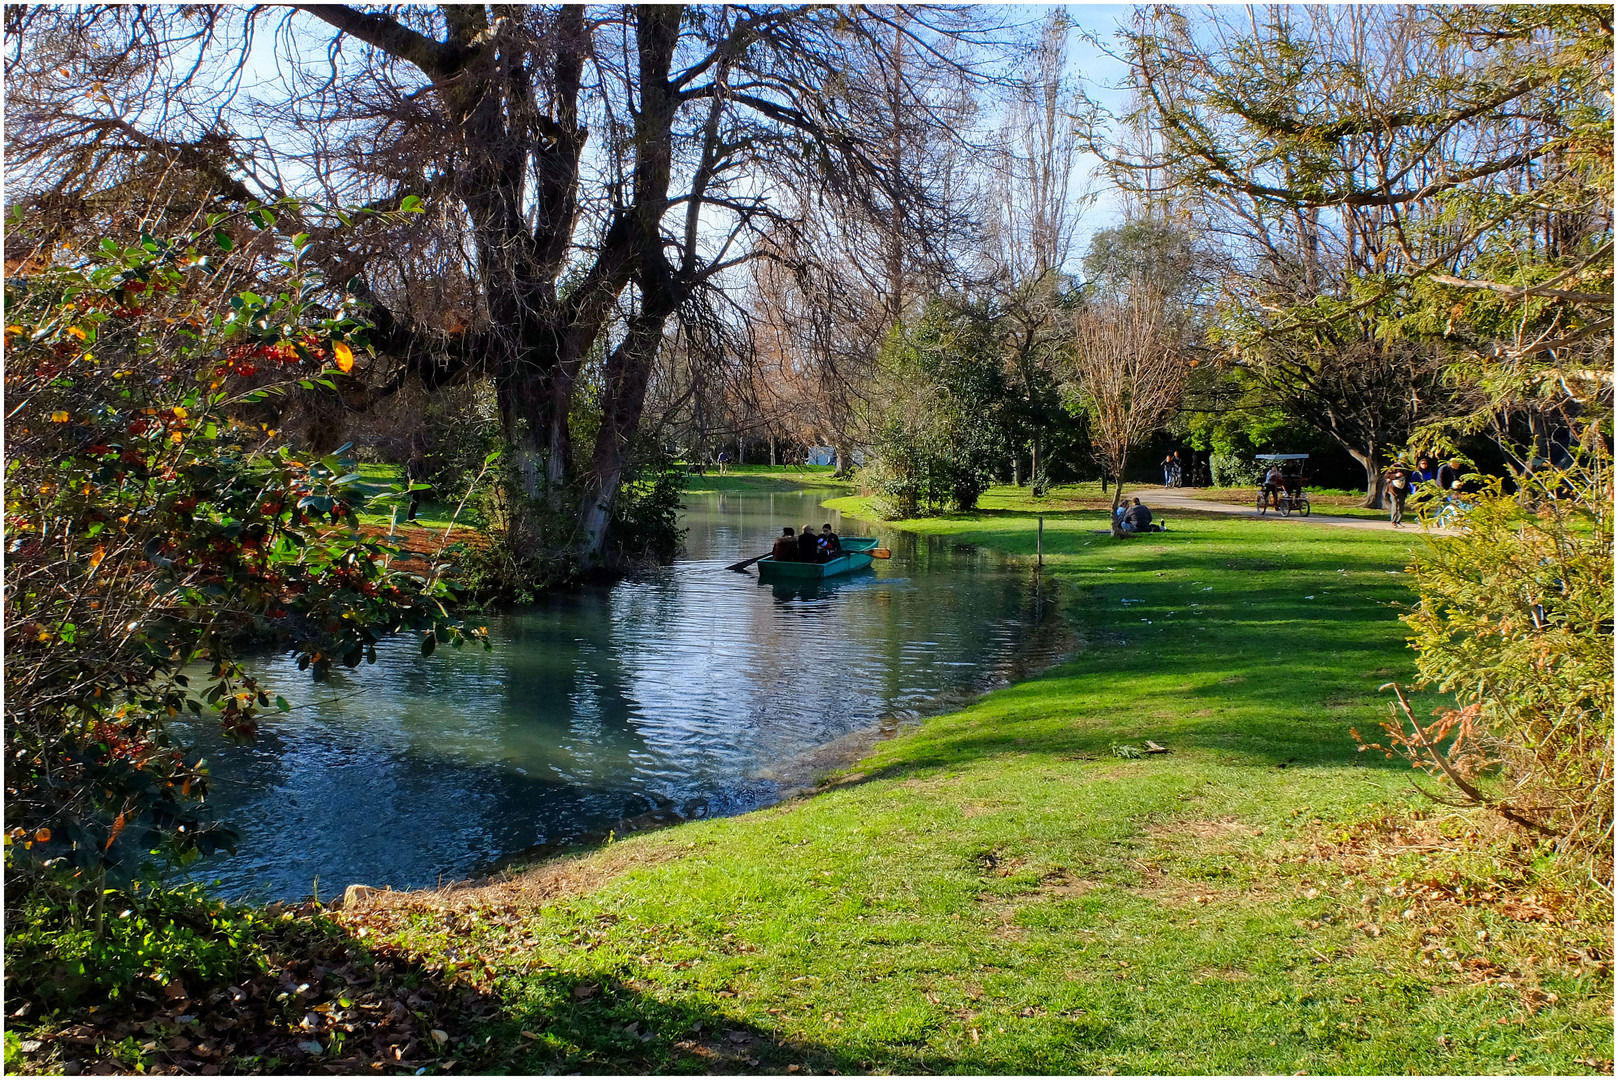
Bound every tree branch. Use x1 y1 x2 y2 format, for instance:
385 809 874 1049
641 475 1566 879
292 5 454 78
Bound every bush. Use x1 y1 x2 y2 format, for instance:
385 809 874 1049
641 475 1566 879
609 446 689 565
1209 450 1261 487
4 880 261 1010
865 299 1014 515
3 211 485 900
1359 456 1613 865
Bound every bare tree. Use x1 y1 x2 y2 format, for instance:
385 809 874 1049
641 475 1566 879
985 10 1090 490
5 4 1011 564
1067 280 1187 528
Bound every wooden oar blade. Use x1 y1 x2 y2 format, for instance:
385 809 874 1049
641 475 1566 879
868 548 891 559
725 554 768 572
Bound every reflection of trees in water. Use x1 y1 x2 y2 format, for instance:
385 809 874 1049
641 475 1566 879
197 492 1062 899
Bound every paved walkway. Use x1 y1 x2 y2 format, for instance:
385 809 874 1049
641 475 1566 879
1132 486 1452 535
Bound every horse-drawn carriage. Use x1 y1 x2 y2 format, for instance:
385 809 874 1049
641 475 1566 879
1255 453 1311 517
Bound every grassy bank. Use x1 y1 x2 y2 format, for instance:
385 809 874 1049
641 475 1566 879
10 488 1609 1075
353 493 1609 1074
681 463 853 495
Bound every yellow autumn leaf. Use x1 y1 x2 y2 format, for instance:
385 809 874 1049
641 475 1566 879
65 326 87 340
172 405 187 419
90 545 106 568
50 411 69 423
332 341 355 373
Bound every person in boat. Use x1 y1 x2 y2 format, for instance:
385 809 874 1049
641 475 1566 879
771 527 798 562
1121 498 1153 533
819 524 842 558
798 524 820 562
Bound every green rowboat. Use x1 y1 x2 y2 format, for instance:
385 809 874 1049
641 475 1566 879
756 537 880 580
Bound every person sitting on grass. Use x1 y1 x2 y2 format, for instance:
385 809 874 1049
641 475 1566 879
798 524 820 562
771 527 798 562
1122 498 1152 533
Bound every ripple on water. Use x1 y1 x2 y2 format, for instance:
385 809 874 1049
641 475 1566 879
188 490 1064 900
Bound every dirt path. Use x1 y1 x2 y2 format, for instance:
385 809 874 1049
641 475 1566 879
1132 486 1452 535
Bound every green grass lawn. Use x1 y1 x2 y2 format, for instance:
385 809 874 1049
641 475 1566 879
352 462 468 531
331 489 1609 1075
681 463 854 495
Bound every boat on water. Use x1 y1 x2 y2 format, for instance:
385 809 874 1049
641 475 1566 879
757 537 881 581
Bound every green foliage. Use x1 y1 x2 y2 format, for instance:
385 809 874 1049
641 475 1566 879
1208 451 1262 488
609 445 690 565
3 212 486 896
865 300 1014 517
417 381 504 528
1386 458 1613 859
5 880 261 1010
1083 219 1198 303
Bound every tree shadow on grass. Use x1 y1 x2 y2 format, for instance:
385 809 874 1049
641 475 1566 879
12 903 858 1077
487 970 863 1075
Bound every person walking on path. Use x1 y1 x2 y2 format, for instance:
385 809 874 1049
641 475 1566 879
1384 467 1411 527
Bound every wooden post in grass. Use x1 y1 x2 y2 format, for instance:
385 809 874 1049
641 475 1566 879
1037 516 1043 568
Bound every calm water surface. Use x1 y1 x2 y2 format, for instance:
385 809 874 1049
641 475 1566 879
189 488 1060 900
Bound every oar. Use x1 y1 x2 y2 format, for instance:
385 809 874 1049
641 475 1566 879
724 548 891 572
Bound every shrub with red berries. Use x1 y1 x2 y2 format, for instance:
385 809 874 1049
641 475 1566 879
4 206 483 899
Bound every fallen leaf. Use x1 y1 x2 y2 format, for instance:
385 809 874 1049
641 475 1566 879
333 342 355 373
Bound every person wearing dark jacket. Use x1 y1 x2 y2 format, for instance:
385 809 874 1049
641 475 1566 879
798 525 820 562
1384 468 1411 527
405 449 427 521
771 527 798 562
819 524 841 557
1435 458 1461 492
1122 498 1152 532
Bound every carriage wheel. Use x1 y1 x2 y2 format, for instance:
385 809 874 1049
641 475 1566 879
1256 492 1268 514
1280 495 1293 517
1299 498 1310 517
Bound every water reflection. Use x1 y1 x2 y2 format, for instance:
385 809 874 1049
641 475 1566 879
188 487 1061 901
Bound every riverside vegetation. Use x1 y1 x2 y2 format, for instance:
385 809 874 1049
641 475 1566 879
9 470 1609 1075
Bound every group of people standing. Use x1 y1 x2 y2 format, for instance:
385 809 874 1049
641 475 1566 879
1382 455 1467 527
771 524 842 563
